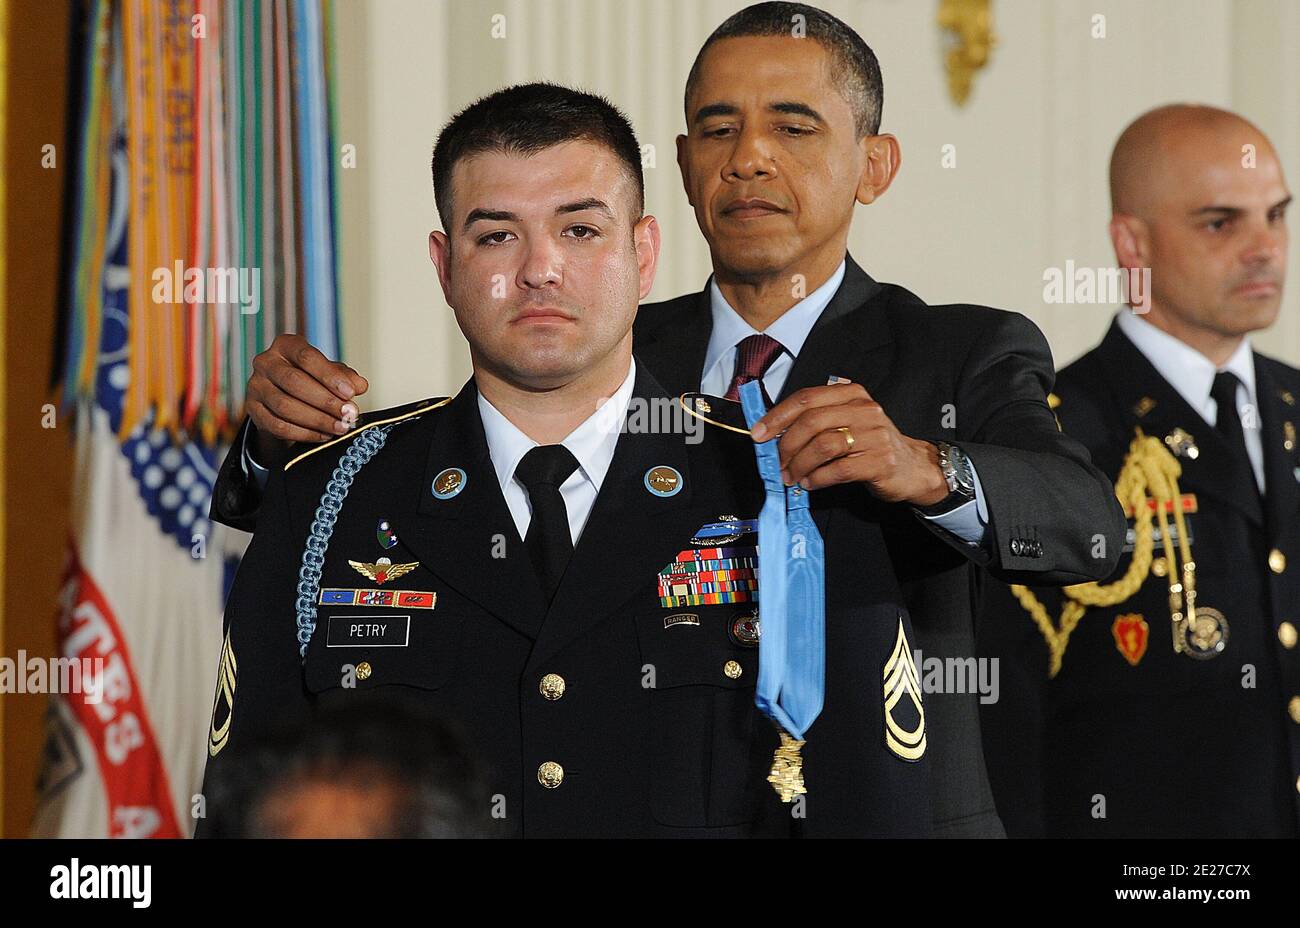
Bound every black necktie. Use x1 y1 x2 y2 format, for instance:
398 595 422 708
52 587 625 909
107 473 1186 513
515 445 580 602
1210 371 1250 462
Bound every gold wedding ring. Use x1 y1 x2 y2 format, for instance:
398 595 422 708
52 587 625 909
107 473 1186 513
836 426 855 451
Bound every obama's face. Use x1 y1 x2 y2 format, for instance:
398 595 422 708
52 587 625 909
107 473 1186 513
676 35 897 282
430 140 659 389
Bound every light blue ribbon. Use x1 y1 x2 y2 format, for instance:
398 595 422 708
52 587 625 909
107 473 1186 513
738 380 826 740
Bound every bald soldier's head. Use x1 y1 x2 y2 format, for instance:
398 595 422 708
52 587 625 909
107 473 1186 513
1108 104 1291 365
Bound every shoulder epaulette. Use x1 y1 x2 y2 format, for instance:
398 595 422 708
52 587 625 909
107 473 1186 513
284 397 451 472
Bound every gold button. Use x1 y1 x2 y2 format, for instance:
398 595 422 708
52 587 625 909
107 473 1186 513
539 673 566 700
356 661 372 681
1151 557 1168 578
1296 775 1300 795
537 761 564 788
1280 622 1298 649
723 660 743 680
1269 549 1287 574
1289 697 1300 724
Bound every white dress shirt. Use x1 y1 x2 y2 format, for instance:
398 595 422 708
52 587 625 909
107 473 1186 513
479 360 636 545
701 260 847 399
701 259 988 544
244 363 637 546
1116 309 1265 492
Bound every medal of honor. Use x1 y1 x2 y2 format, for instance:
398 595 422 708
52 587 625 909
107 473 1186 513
767 730 807 803
739 380 826 804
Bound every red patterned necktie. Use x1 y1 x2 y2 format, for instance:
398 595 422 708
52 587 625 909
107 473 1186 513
723 333 786 403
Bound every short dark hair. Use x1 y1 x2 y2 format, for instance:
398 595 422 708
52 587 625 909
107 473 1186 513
684 2 884 138
204 691 498 838
431 82 644 229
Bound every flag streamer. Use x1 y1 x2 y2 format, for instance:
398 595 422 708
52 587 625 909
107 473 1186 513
57 0 343 442
40 0 343 839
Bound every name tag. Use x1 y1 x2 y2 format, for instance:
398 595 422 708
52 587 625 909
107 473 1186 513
1122 519 1193 554
326 615 411 647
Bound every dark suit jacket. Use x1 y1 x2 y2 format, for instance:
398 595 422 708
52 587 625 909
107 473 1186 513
978 319 1300 836
208 254 1127 837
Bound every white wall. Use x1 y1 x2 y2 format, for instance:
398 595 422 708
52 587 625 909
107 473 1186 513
334 0 1300 406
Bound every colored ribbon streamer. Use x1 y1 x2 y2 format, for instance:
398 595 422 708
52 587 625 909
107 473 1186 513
57 0 343 447
738 380 826 741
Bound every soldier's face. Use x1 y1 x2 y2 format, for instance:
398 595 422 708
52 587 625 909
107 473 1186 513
430 141 658 388
1144 136 1290 338
676 36 872 280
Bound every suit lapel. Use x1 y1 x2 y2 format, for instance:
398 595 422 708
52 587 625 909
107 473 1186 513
1097 320 1264 528
778 255 893 400
1256 359 1300 545
528 368 714 668
398 381 549 640
638 255 893 403
634 287 713 396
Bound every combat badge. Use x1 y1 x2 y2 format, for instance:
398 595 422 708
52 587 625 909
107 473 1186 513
690 515 757 546
1112 613 1149 666
349 557 419 585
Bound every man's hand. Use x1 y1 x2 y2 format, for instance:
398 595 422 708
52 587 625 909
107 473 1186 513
749 383 948 505
246 334 370 462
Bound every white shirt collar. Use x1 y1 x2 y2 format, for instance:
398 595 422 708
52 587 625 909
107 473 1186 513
1115 309 1256 418
477 359 637 494
702 259 847 378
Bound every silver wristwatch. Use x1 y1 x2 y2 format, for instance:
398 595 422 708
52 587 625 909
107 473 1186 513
917 441 975 515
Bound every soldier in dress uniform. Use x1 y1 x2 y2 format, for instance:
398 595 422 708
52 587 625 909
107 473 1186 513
199 83 937 838
979 105 1300 837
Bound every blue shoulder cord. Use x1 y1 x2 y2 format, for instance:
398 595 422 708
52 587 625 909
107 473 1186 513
294 425 395 659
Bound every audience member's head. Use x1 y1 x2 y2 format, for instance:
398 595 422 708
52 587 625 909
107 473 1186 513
204 692 495 838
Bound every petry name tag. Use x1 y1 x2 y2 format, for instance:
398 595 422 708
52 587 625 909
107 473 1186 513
326 615 411 647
